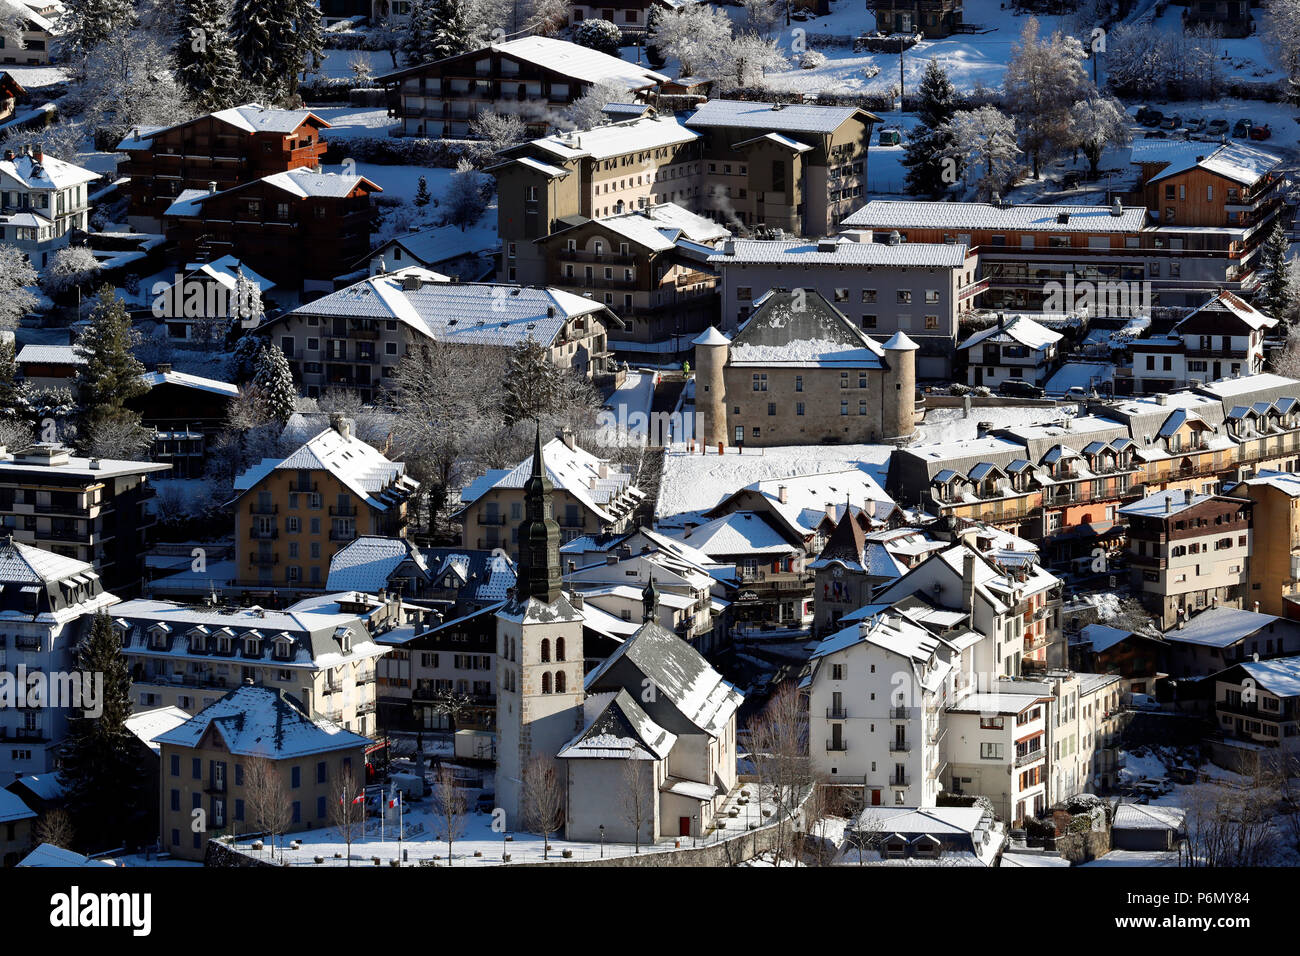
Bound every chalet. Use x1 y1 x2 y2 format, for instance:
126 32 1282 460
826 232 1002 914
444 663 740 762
263 267 620 401
1161 605 1300 677
867 0 964 37
126 365 240 479
14 342 83 391
0 70 23 122
147 256 277 344
117 104 331 231
0 144 98 268
1129 291 1276 394
1070 623 1166 697
1212 658 1300 752
569 0 688 34
162 168 381 291
365 222 497 283
958 314 1063 390
376 36 666 139
0 0 58 65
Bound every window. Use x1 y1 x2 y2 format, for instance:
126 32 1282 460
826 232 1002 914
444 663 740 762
291 766 301 788
861 289 877 303
897 290 912 303
980 742 1004 759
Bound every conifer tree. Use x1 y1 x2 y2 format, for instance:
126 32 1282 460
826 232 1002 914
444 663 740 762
74 286 149 437
231 0 321 101
60 611 142 851
56 0 136 67
428 0 479 62
175 0 241 111
501 337 561 426
1259 222 1297 325
415 175 432 207
902 58 959 198
251 342 296 424
400 0 439 66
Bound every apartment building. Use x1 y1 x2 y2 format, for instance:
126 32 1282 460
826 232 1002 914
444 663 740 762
707 236 979 379
454 433 642 556
805 609 960 808
1225 469 1300 615
0 443 169 597
162 167 381 291
377 36 666 139
1040 670 1125 803
114 590 414 735
0 144 98 269
0 540 120 778
1129 291 1276 394
535 202 728 362
0 789 35 866
958 314 1063 390
693 289 918 449
404 605 498 732
1212 658 1300 752
1119 488 1252 628
230 418 418 592
1160 605 1300 678
116 104 331 231
154 684 369 861
946 684 1052 825
683 99 878 237
264 267 619 400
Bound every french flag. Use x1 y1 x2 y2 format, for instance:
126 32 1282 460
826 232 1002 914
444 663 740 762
388 793 401 808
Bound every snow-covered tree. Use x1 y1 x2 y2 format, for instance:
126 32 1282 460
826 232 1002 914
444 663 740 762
1068 94 1129 176
715 32 787 88
1263 0 1300 96
414 175 432 207
347 51 374 87
742 0 782 39
561 79 625 130
400 0 439 66
1104 22 1169 98
55 0 136 70
468 110 527 154
428 0 481 62
41 247 101 298
175 0 240 111
573 18 622 56
231 0 321 102
521 0 568 36
902 58 960 197
0 245 38 329
250 342 296 425
230 334 264 383
943 106 1019 194
501 336 562 426
1259 223 1298 325
74 286 149 439
1003 16 1088 178
65 29 194 142
232 269 265 330
442 158 487 230
648 4 733 77
369 7 405 69
0 5 26 52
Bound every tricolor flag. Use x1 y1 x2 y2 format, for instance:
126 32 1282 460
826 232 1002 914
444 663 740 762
388 793 401 808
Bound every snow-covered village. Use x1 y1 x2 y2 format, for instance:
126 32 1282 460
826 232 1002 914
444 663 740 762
0 0 1298 925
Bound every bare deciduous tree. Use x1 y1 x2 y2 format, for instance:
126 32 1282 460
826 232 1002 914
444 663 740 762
328 770 366 866
620 758 650 853
747 680 813 865
34 809 76 849
244 756 293 862
432 764 467 865
520 754 565 859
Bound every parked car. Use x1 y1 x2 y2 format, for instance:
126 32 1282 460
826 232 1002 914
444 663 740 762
998 380 1045 399
1143 129 1168 139
878 128 901 146
1233 118 1254 138
1138 108 1164 127
1160 114 1181 130
475 792 496 814
1186 117 1206 133
1250 123 1272 141
1207 118 1229 137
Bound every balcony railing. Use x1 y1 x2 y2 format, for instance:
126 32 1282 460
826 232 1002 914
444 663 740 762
329 528 357 542
826 707 848 719
329 505 357 517
825 739 848 752
889 740 911 753
249 553 278 567
1015 749 1044 768
889 705 909 720
889 775 910 788
249 527 278 540
15 636 41 651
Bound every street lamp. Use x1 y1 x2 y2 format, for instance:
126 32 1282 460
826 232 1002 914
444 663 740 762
692 814 698 848
599 824 605 858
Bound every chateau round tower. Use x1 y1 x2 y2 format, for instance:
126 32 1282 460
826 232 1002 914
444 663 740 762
692 326 730 448
881 331 918 441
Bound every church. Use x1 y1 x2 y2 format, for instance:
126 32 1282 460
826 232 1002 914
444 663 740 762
494 427 743 846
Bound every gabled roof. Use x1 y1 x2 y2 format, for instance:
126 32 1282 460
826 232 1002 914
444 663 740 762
377 36 666 88
0 537 94 585
232 427 416 512
0 788 35 825
958 315 1063 353
1224 657 1300 698
15 343 84 366
508 115 695 164
727 288 885 368
585 619 742 738
1146 142 1280 186
706 468 894 540
326 535 429 593
0 151 98 190
1173 290 1278 334
669 511 795 558
166 168 380 214
154 685 371 758
139 368 239 398
558 688 676 760
115 103 331 151
18 844 115 867
709 237 967 268
1163 605 1281 648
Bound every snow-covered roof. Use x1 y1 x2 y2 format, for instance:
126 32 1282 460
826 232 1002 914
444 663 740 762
0 537 95 585
1113 804 1186 831
948 691 1049 715
125 705 192 754
456 437 638 525
693 326 730 347
733 131 814 152
1146 142 1281 186
1080 623 1140 654
1163 606 1280 648
0 788 35 825
558 688 677 760
686 99 875 135
489 36 666 87
708 468 893 539
18 844 115 867
589 201 730 252
1230 468 1300 497
523 115 696 162
669 511 795 558
709 237 967 268
179 255 275 295
370 222 498 268
279 267 612 350
153 685 371 758
139 368 239 398
260 168 380 199
727 288 885 368
232 426 416 512
10 773 64 802
15 343 84 365
326 535 427 593
1118 488 1214 519
1174 289 1277 334
842 200 1148 233
116 103 330 151
0 151 98 190
810 611 945 668
958 315 1062 353
1232 657 1300 699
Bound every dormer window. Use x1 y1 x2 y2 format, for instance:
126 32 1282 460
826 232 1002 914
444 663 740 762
148 625 170 650
244 637 261 657
217 636 232 654
189 633 206 653
273 637 294 661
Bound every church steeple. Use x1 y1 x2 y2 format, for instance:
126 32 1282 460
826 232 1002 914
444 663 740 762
515 421 563 604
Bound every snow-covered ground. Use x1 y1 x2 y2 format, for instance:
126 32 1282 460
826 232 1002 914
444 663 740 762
217 780 781 866
655 442 892 525
600 370 658 440
311 105 400 139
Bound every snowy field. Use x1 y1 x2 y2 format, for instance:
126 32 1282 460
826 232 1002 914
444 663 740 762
218 781 781 867
311 105 400 139
655 443 893 525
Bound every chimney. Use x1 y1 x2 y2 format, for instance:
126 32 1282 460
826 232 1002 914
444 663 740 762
778 484 788 504
1156 393 1169 406
1110 198 1123 217
2 149 11 161
1184 488 1193 505
976 421 993 438
961 551 976 612
1056 212 1070 224
1255 601 1261 613
723 238 735 255
156 363 172 374
89 458 101 470
31 142 42 163
561 426 576 451
598 463 608 479
132 126 140 141
1177 606 1185 628
1165 494 1172 514
208 181 218 194
606 553 618 565
330 414 354 440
